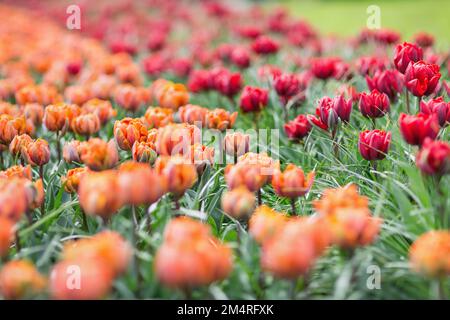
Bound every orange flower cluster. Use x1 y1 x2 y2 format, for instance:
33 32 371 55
50 230 132 299
155 217 232 288
151 79 189 110
177 104 237 130
409 230 450 277
272 163 314 199
0 260 46 299
154 156 197 199
64 138 119 171
313 185 382 248
221 186 256 220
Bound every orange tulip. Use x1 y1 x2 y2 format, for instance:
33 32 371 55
221 186 255 220
0 216 15 257
0 260 46 299
206 108 238 130
185 143 215 174
43 103 69 132
154 155 197 199
178 104 209 125
0 178 29 222
79 138 119 171
313 184 369 216
271 164 315 199
224 162 269 192
61 167 90 193
0 115 30 145
156 123 200 156
131 141 157 164
22 103 44 126
152 79 189 110
0 165 32 180
114 118 148 151
9 134 32 158
22 138 50 166
114 84 150 112
223 132 250 158
118 161 167 205
143 106 173 128
64 85 92 105
71 113 101 137
82 98 117 125
249 205 287 244
78 170 123 219
63 140 82 163
410 230 450 277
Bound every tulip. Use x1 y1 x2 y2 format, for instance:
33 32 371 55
405 61 441 97
355 56 387 76
214 70 242 98
284 114 312 141
23 103 44 126
114 118 148 151
118 161 167 206
225 162 269 193
0 165 32 180
152 80 189 110
307 97 339 133
114 84 149 112
223 132 250 162
414 32 435 48
156 123 200 156
184 143 215 175
419 97 450 127
43 103 70 133
132 141 157 164
398 113 440 146
272 164 314 214
188 70 211 93
143 107 173 128
0 115 29 145
170 58 192 78
0 178 29 222
366 69 404 101
416 138 450 177
23 138 50 167
154 156 197 203
409 230 450 277
50 258 114 300
82 99 117 125
313 184 369 216
251 36 279 55
393 42 423 74
64 85 92 105
239 86 268 114
221 186 255 220
274 73 301 105
230 47 251 69
79 138 119 171
206 108 238 131
71 113 101 138
0 260 46 299
358 130 391 161
248 205 287 244
78 170 123 220
0 216 15 257
9 134 32 159
310 57 346 80
177 104 209 126
358 90 390 121
61 167 90 193
63 140 82 164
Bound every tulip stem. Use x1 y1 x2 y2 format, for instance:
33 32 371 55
371 118 376 130
405 88 410 113
437 277 447 300
39 165 45 216
257 189 262 205
56 131 61 162
0 152 3 170
434 177 448 228
331 128 339 160
290 198 297 215
131 205 142 297
82 211 89 232
15 230 21 252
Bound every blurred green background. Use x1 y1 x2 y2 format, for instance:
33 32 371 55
267 0 450 47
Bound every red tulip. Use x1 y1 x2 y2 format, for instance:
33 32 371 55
307 98 339 132
398 113 440 146
251 36 279 55
273 73 300 104
419 97 450 127
239 86 268 113
414 32 435 48
355 56 387 76
366 69 404 101
187 70 211 93
405 61 441 97
230 47 251 69
358 90 390 118
284 115 312 141
358 130 391 161
416 138 450 176
214 70 242 98
393 42 423 74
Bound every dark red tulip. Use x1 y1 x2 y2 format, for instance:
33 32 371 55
332 94 353 122
419 97 450 127
235 25 262 39
359 90 390 118
414 32 435 48
310 57 340 80
398 112 440 146
214 70 242 98
374 29 400 45
188 70 211 93
251 36 279 55
416 138 450 176
284 115 312 141
170 58 192 78
358 130 391 161
273 73 300 105
142 55 167 77
355 56 387 76
230 47 251 69
147 32 167 51
405 61 441 97
393 42 423 74
307 98 339 132
366 69 404 101
239 86 268 113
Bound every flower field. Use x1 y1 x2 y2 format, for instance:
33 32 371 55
0 0 449 300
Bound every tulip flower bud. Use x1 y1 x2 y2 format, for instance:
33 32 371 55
50 258 114 300
214 70 243 98
393 42 423 74
156 123 200 156
43 103 69 133
307 97 339 131
249 205 287 244
225 162 269 192
416 138 450 176
239 86 268 113
414 32 434 48
221 186 255 220
79 138 119 171
71 113 101 137
0 260 46 300
410 230 450 277
0 165 32 180
399 113 440 146
313 184 369 216
118 161 167 205
23 103 44 126
144 106 173 128
61 167 90 193
151 80 189 110
358 90 390 118
230 47 251 69
9 133 32 158
114 118 148 151
358 130 391 161
251 36 279 55
177 104 209 125
0 178 29 222
132 141 157 164
206 108 238 131
82 99 117 125
272 164 315 199
63 140 82 163
23 138 50 166
274 73 300 104
223 132 250 157
78 170 123 218
154 156 197 198
114 84 149 112
419 97 450 127
284 114 312 141
366 69 404 101
185 143 214 175
64 85 92 105
0 216 15 257
0 115 29 145
405 61 441 97
24 178 45 210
